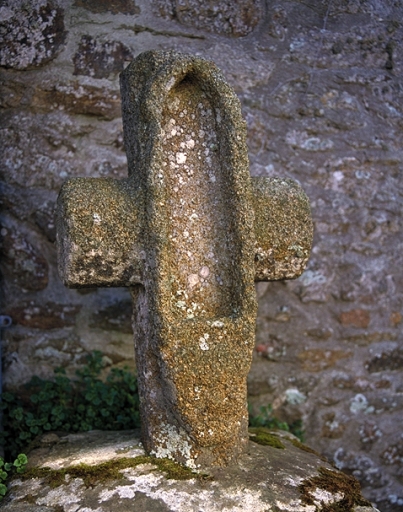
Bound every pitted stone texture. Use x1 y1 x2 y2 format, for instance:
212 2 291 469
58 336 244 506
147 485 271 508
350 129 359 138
252 178 312 281
158 76 244 320
0 430 378 512
0 0 66 70
153 0 263 37
57 178 143 287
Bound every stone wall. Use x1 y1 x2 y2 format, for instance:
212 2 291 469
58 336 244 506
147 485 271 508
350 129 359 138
0 1 402 510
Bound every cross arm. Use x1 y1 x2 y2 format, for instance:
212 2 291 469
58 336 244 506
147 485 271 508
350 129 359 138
56 177 144 288
56 175 312 287
252 177 313 281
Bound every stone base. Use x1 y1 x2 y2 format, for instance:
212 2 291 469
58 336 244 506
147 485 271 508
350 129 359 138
1 429 379 512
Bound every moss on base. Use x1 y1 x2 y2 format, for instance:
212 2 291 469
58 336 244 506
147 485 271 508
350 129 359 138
299 466 372 512
21 455 210 488
249 428 285 449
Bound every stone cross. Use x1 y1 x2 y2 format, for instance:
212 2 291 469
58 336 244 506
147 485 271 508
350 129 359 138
56 50 313 469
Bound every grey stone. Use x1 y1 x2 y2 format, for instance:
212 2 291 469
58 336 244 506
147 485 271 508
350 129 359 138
153 0 263 37
73 36 133 79
73 0 141 15
56 50 313 468
0 430 378 512
0 226 48 291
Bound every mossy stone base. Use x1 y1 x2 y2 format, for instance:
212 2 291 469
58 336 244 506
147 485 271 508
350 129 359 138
0 430 379 512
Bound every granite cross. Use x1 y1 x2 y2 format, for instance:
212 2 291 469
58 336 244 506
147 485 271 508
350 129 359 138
56 50 313 469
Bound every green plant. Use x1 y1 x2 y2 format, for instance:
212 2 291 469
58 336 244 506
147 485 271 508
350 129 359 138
1 351 140 459
0 454 28 500
249 404 304 441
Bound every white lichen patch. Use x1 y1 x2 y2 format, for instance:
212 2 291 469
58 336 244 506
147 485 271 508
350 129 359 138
176 152 187 164
211 320 224 328
199 333 209 351
199 339 209 350
199 265 210 278
310 488 344 506
275 499 316 511
350 394 374 414
92 213 101 224
188 274 199 288
77 508 104 512
100 473 163 501
150 424 196 469
36 478 84 508
7 476 43 495
99 471 268 512
284 476 303 488
285 388 307 405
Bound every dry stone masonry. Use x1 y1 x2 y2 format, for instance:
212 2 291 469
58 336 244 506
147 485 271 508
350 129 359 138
56 50 313 468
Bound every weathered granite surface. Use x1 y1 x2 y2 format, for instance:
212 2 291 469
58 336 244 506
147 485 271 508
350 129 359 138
56 50 312 468
0 430 379 512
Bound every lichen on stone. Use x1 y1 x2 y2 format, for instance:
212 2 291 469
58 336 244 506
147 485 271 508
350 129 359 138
0 0 66 69
152 0 263 37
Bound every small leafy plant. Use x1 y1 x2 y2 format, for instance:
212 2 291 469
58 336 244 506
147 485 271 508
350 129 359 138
1 351 140 460
1 350 303 464
249 403 304 441
0 454 28 500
